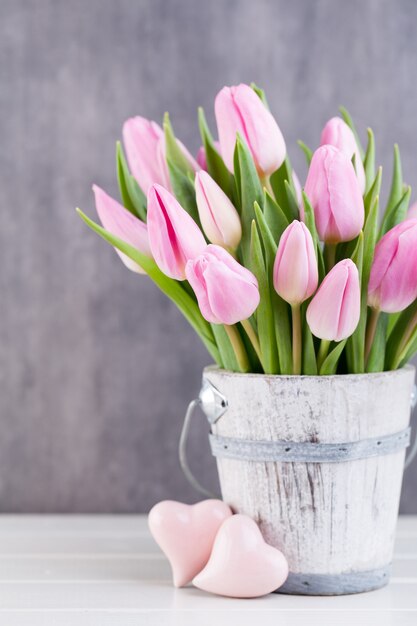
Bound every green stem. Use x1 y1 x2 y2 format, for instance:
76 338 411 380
240 319 262 364
224 325 250 372
324 243 337 271
317 339 331 371
291 305 302 375
365 307 380 364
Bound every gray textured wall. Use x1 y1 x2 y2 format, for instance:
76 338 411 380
1 0 417 512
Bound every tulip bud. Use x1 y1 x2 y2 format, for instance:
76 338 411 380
306 259 360 341
273 221 318 305
320 117 365 193
93 185 151 274
195 171 242 249
368 219 417 313
123 117 165 193
304 145 364 243
185 245 260 325
147 184 207 280
123 117 199 194
215 83 286 177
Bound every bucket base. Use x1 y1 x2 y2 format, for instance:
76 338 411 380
276 565 391 595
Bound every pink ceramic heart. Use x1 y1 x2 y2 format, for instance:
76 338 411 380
193 514 288 598
148 499 232 587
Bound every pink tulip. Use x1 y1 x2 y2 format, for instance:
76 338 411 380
407 202 417 220
185 245 260 324
306 259 360 341
196 141 222 170
368 219 417 312
123 117 165 193
320 117 366 194
147 184 207 280
215 84 286 177
123 117 199 194
93 185 151 274
273 221 318 305
304 145 364 243
195 171 242 249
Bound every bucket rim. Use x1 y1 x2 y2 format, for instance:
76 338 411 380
203 363 415 382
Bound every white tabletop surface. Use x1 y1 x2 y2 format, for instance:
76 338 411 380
0 515 416 625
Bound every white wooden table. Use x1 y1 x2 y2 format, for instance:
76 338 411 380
0 515 416 625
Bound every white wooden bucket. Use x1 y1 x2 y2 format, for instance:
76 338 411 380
191 365 415 595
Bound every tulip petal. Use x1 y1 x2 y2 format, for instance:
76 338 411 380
307 259 360 341
93 185 151 274
123 117 165 193
147 185 207 280
204 261 260 325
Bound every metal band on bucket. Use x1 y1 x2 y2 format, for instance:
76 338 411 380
277 564 391 595
209 427 410 463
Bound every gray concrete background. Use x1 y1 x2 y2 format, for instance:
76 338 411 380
1 0 417 512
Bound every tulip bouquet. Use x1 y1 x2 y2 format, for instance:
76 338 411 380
78 83 417 376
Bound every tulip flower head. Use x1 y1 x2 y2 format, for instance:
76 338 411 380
185 245 260 325
368 219 417 313
306 259 360 341
123 117 165 194
320 117 366 193
195 171 242 249
93 185 151 274
273 221 318 306
215 83 286 177
147 184 207 280
123 116 199 194
304 145 364 243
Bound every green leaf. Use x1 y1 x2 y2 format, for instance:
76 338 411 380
234 136 263 265
297 140 313 166
366 313 388 372
249 220 279 374
263 190 289 244
319 340 347 375
385 300 417 369
252 203 291 374
116 142 147 220
269 157 298 222
364 166 382 219
302 191 325 281
339 106 364 159
210 324 236 370
397 325 417 368
163 112 195 177
347 196 379 373
379 185 411 238
379 145 403 236
76 209 220 364
166 159 201 225
363 128 375 195
198 107 233 196
250 82 269 108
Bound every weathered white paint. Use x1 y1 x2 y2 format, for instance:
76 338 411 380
204 366 415 583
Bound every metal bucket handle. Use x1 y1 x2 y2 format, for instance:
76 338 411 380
179 380 417 495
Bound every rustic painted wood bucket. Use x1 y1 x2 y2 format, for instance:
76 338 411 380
186 365 416 595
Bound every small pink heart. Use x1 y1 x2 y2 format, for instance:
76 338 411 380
193 514 288 598
148 499 232 587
